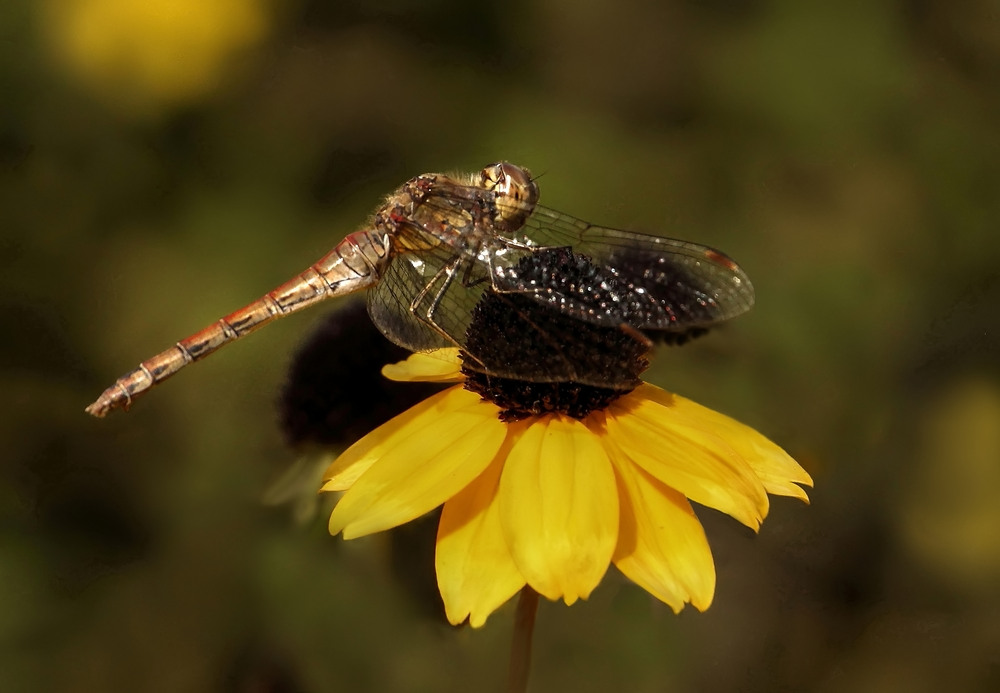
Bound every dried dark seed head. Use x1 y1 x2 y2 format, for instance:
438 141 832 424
645 327 708 346
461 248 650 420
279 300 444 448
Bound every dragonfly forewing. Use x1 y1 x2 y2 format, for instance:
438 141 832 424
493 205 755 332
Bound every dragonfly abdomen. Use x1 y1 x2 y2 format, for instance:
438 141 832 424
85 231 388 417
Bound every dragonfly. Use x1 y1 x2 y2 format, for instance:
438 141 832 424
86 162 754 417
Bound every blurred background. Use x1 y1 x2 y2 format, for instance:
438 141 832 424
3 0 999 690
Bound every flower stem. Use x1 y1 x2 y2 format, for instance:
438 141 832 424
507 586 539 693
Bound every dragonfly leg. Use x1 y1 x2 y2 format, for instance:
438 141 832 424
408 256 465 349
497 236 567 252
404 257 498 374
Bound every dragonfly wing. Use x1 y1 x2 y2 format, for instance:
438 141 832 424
496 205 755 331
366 252 453 352
489 245 671 328
466 248 650 387
368 245 637 386
407 255 492 349
367 237 496 354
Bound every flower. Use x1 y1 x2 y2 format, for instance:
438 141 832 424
317 245 812 628
265 300 447 527
321 349 812 628
278 300 446 451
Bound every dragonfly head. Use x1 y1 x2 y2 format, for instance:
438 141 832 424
480 162 539 233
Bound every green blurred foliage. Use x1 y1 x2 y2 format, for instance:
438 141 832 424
3 0 999 691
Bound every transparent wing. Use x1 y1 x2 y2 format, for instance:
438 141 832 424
366 236 492 354
367 227 643 386
408 252 492 350
366 251 451 352
366 184 489 352
493 205 756 332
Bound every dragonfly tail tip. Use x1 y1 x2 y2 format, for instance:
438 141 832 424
84 401 107 418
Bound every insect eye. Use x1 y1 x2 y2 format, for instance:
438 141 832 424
496 162 531 196
481 163 504 191
488 163 539 233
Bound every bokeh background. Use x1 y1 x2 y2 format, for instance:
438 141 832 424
4 0 1000 691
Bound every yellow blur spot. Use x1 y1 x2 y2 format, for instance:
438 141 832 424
899 377 1000 595
41 0 269 112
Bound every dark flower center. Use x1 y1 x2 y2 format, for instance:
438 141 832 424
461 248 650 422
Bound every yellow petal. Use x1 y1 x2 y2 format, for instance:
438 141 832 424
321 385 467 491
381 349 464 382
498 416 618 604
606 438 716 612
607 390 770 530
637 384 813 501
436 446 526 628
327 388 506 539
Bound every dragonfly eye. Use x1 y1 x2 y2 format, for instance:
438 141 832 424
481 162 539 233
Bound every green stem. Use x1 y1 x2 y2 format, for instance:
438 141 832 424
507 586 539 693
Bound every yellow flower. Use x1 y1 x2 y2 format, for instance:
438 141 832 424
321 350 812 628
41 0 269 111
